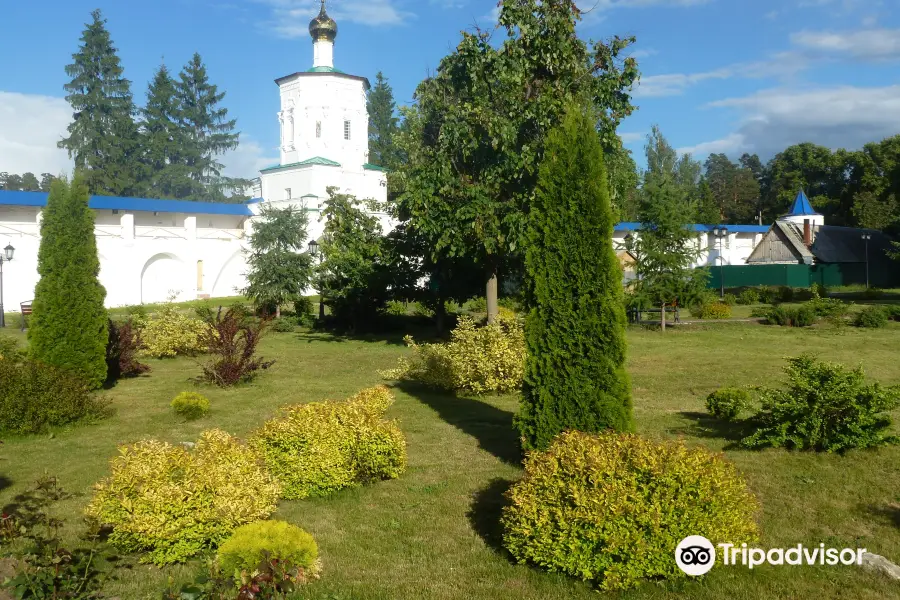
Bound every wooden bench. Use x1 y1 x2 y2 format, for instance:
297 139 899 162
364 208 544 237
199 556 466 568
20 301 32 331
629 305 680 325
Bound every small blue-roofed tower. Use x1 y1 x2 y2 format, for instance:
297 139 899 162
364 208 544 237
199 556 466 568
778 189 825 227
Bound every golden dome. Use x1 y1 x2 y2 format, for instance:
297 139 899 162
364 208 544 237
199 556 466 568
309 1 337 42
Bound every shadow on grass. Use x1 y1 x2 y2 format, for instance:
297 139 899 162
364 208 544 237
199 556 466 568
861 503 900 528
467 477 515 556
0 476 11 493
673 411 755 450
292 320 448 347
394 382 523 466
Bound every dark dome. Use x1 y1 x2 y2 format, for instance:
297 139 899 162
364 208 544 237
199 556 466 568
309 1 337 42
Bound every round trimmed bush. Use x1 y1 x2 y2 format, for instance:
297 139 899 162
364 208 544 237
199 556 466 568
706 387 752 421
217 520 320 581
171 392 210 420
855 306 888 328
698 302 732 320
502 431 759 591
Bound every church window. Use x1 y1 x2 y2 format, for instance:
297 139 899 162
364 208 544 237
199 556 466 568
344 120 351 140
286 188 292 200
316 121 322 138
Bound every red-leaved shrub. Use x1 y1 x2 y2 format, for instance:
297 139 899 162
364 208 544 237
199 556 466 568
106 319 150 382
197 306 274 387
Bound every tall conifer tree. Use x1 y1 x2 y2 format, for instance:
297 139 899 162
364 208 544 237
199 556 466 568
29 177 108 389
176 53 240 200
515 104 633 451
367 72 399 169
59 9 141 196
142 64 192 199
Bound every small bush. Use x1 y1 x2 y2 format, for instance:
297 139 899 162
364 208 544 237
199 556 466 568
778 286 795 303
271 317 296 333
383 300 408 317
756 285 778 304
706 388 753 421
764 305 815 327
217 520 320 581
106 319 150 381
250 386 406 500
697 302 732 320
124 304 149 330
0 359 106 434
886 305 900 321
811 282 828 298
462 296 487 313
142 301 209 358
197 306 275 387
171 392 210 420
855 306 888 328
293 297 314 318
86 429 281 565
804 297 851 318
0 336 23 363
502 431 759 591
379 315 525 395
722 293 737 306
411 302 434 318
863 287 884 300
737 289 759 305
742 355 900 452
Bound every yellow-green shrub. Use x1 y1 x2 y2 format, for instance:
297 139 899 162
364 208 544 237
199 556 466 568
141 303 209 358
217 520 321 582
379 315 525 395
696 302 732 320
86 429 281 565
502 431 759 591
250 386 406 499
171 391 210 420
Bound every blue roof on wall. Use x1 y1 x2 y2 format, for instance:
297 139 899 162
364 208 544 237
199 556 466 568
0 190 254 216
788 189 819 216
614 222 770 233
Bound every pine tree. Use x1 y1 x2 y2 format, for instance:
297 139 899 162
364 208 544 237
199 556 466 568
59 9 141 196
176 53 240 201
142 64 193 199
696 178 721 224
29 176 108 389
244 205 314 318
367 72 399 168
514 104 633 451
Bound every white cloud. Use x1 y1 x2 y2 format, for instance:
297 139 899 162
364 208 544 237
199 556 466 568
634 68 733 97
222 135 279 179
677 133 745 157
259 0 415 38
630 47 658 59
619 131 645 144
0 92 73 177
691 85 900 158
790 28 900 60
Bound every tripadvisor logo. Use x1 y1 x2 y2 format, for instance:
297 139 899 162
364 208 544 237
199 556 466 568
675 536 868 575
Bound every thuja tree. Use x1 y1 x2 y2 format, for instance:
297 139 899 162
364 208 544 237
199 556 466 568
515 104 633 451
396 0 638 323
29 177 108 388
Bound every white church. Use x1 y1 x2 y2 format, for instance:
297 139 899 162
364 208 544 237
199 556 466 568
0 2 773 315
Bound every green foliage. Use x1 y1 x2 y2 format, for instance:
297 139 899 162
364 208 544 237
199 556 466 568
885 305 900 321
383 300 408 317
141 299 209 358
777 286 795 303
742 355 900 452
811 282 828 298
86 429 281 565
124 304 149 329
855 306 888 328
862 287 884 300
171 392 210 420
141 64 193 199
0 335 23 363
516 105 632 451
697 302 732 320
706 388 753 421
764 305 816 327
502 431 759 591
196 306 275 387
463 297 487 314
271 318 296 333
244 205 313 316
250 386 406 500
367 72 400 169
703 153 761 223
737 288 760 305
28 176 108 389
722 292 737 306
162 556 319 600
316 189 391 331
756 285 778 304
380 316 525 395
804 297 851 318
0 357 106 435
293 297 314 317
217 520 319 579
58 9 142 196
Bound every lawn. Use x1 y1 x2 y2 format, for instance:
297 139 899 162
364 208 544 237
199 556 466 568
2 321 900 599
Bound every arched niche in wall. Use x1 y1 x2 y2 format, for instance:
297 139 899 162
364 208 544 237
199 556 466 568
140 252 188 304
211 250 246 298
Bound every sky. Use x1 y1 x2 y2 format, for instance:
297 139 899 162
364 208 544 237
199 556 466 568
1 0 899 181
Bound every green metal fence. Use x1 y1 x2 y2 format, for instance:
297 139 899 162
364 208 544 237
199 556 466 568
707 263 900 290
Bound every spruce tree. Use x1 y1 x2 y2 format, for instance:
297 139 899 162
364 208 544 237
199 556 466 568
59 9 142 196
29 176 108 389
514 104 633 452
367 72 399 169
142 64 193 199
176 53 240 200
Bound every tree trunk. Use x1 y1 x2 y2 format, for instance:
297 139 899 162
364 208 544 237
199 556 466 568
319 297 325 320
275 304 281 319
660 301 666 333
486 261 499 324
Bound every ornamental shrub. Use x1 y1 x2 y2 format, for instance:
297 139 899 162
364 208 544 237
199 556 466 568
854 306 888 328
217 520 320 581
777 286 795 303
804 297 851 318
811 282 828 298
106 319 150 382
379 315 525 395
250 386 406 499
0 336 22 363
384 300 408 317
742 355 900 452
756 285 777 304
86 429 281 565
271 317 297 333
886 305 900 321
28 176 108 389
737 288 760 305
463 296 487 314
502 431 759 591
0 358 106 434
764 305 815 327
706 387 753 421
142 300 209 358
197 305 275 387
698 302 732 320
722 293 737 306
171 392 210 420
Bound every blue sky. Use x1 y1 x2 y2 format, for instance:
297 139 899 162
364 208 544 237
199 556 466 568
1 0 899 179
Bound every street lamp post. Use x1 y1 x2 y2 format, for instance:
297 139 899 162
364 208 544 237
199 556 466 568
307 239 324 320
712 227 728 299
0 243 15 329
861 233 871 290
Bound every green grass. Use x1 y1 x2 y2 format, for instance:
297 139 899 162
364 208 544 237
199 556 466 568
2 323 900 599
